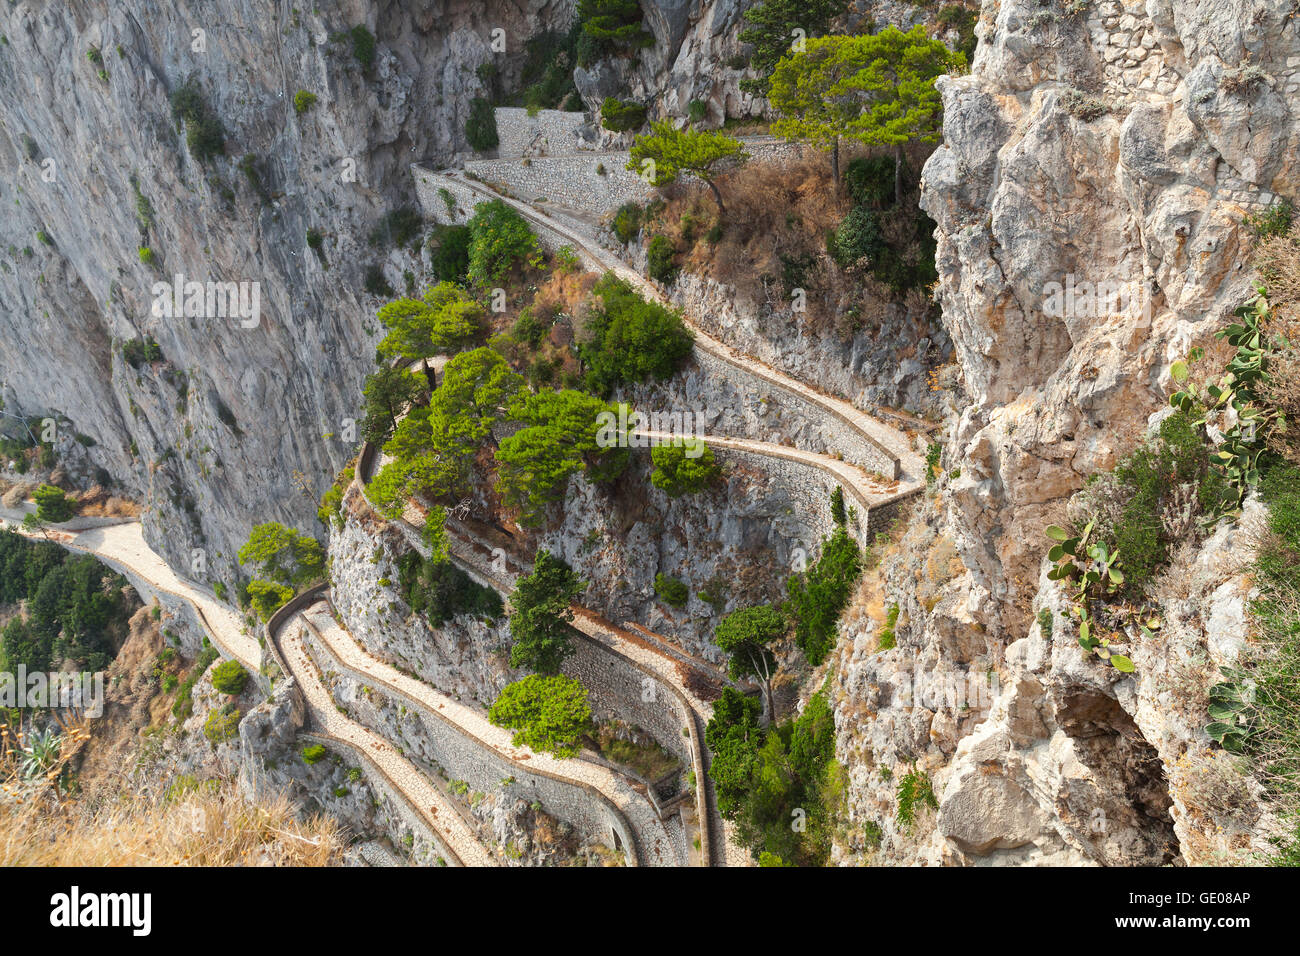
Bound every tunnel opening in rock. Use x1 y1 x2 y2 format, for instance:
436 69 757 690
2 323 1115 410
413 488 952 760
1058 689 1179 865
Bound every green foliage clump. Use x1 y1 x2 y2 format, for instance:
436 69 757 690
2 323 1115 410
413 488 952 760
578 273 694 396
649 440 721 497
301 743 328 765
203 703 241 745
627 120 746 211
427 224 471 284
397 549 502 626
375 281 482 361
646 234 677 282
489 674 592 758
137 246 156 266
830 486 847 526
246 580 293 622
293 90 318 114
844 155 896 208
465 96 499 152
506 550 585 674
0 530 133 675
360 365 425 446
1245 198 1293 240
369 208 424 250
577 0 654 63
706 686 843 865
169 77 225 164
349 25 376 70
612 203 643 244
877 603 899 651
172 646 219 721
466 199 542 286
895 764 938 829
784 526 862 665
33 484 76 523
600 97 647 132
209 659 248 696
653 573 688 607
715 604 784 714
737 0 849 96
238 522 325 589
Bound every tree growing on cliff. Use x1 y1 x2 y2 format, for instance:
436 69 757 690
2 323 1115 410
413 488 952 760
465 200 544 286
626 120 746 212
495 389 628 525
715 604 785 717
768 27 961 199
489 674 593 758
375 282 483 362
737 0 849 96
577 0 654 63
360 365 425 445
506 549 586 674
237 522 324 588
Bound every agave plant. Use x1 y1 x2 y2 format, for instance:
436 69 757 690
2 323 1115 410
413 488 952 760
20 727 62 779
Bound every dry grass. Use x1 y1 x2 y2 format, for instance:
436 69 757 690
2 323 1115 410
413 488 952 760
74 484 141 518
0 713 344 866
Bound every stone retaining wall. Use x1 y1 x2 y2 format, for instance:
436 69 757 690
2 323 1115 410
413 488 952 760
411 166 576 254
300 622 643 865
464 153 652 216
493 107 590 159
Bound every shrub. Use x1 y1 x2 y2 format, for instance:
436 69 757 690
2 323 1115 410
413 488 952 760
209 659 248 696
844 155 896 208
301 743 327 765
785 526 862 665
137 246 155 266
1060 88 1110 121
122 335 162 368
650 440 720 497
427 224 472 284
877 604 899 651
349 25 376 69
293 90 318 114
830 486 847 526
169 78 225 163
363 264 393 297
397 550 502 626
654 573 689 607
612 202 643 244
895 764 937 829
488 674 592 758
832 206 884 266
688 99 708 123
33 484 76 523
579 273 694 395
203 704 241 745
466 199 542 285
646 234 677 282
600 97 647 132
465 96 499 152
1245 198 1294 241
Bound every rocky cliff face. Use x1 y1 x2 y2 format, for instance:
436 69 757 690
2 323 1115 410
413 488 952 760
0 0 565 586
827 0 1297 865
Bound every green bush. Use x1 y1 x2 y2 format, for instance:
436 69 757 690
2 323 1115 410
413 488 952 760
293 89 318 114
877 603 899 651
646 234 677 282
397 550 502 626
137 246 156 266
785 526 862 665
33 484 76 523
209 658 248 696
466 199 542 285
203 704 241 745
579 273 694 396
170 78 224 164
832 206 884 266
654 573 689 607
600 97 647 132
349 25 376 69
301 743 327 765
465 96 499 151
650 440 720 497
427 224 471 284
844 155 896 208
612 203 643 244
121 335 162 369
